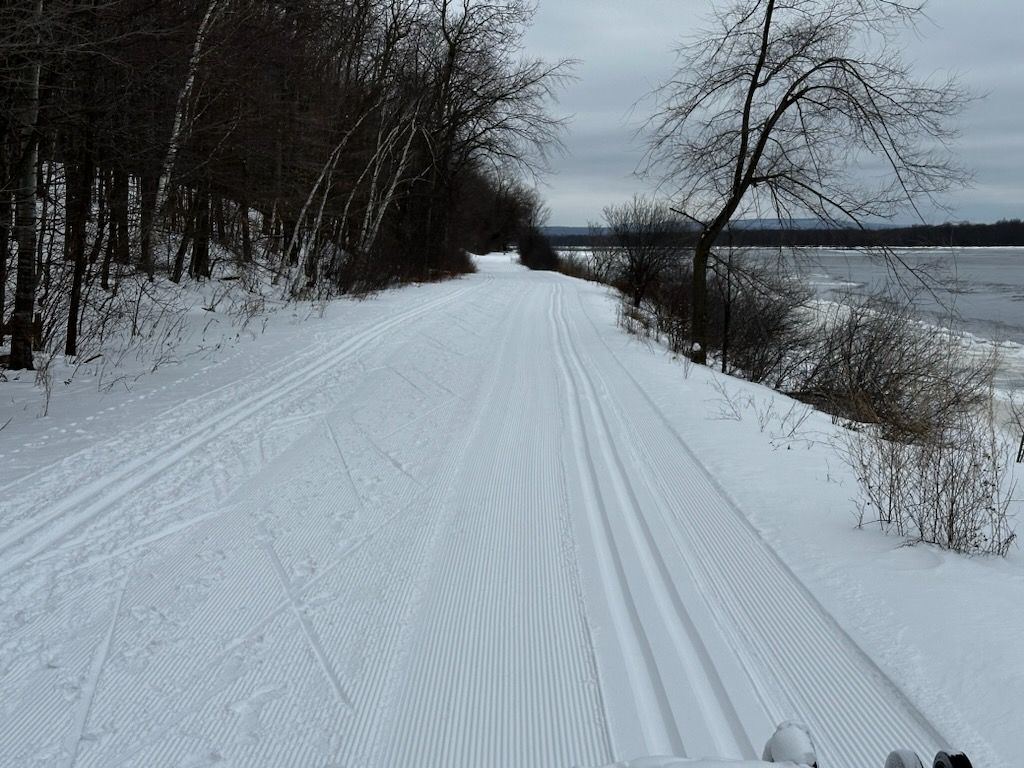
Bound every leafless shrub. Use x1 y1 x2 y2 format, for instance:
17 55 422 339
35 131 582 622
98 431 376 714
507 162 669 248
556 251 605 283
796 295 996 441
706 261 815 386
809 294 1019 555
709 375 753 421
615 295 658 343
648 265 692 355
601 196 688 308
846 396 1017 556
633 254 813 384
34 358 55 417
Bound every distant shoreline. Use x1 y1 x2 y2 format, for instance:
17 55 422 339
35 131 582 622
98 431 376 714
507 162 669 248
545 219 1024 249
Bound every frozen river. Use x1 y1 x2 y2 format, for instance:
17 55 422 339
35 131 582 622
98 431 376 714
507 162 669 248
560 245 1024 388
800 247 1024 345
797 247 1024 389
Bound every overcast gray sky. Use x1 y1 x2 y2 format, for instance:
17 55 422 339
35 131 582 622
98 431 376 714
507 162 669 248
522 1 1024 226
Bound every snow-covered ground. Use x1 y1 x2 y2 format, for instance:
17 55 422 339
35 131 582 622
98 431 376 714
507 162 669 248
1 254 1020 768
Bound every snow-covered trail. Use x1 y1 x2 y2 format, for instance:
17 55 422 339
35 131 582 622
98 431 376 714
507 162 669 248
1 256 953 767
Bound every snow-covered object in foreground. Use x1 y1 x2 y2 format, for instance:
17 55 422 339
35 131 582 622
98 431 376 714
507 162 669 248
597 752 973 768
761 722 817 766
594 723 975 768
595 760 792 768
597 758 971 768
886 749 926 768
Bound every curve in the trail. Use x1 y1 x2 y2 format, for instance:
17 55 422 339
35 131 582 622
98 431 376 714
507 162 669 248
562 277 950 768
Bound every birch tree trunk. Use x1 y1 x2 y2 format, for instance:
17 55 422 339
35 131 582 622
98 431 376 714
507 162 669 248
146 0 223 247
362 120 417 257
285 108 375 295
138 173 158 278
0 190 10 347
8 0 43 370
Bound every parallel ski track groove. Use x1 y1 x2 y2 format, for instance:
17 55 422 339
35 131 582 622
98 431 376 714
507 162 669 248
569 279 949 767
552 281 756 760
0 279 485 579
0 285 452 499
551 283 684 755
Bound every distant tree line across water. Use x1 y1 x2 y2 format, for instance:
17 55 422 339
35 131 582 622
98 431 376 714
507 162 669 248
548 219 1024 251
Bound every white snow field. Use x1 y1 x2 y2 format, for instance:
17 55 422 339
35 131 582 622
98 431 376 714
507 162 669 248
1 254 1020 768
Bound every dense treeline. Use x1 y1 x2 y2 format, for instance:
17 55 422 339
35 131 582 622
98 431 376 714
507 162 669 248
548 218 1024 250
1 0 566 370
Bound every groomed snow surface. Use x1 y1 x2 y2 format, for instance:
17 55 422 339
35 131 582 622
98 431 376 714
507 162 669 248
1 254 1020 768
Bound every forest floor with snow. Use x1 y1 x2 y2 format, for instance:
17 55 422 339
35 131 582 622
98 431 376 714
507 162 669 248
1 254 1021 768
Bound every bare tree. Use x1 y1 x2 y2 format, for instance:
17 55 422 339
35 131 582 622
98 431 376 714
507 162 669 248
0 0 570 372
415 0 574 274
601 196 685 308
645 0 969 364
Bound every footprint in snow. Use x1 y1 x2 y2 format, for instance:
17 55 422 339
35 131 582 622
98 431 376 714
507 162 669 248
178 747 225 767
227 682 288 745
293 557 318 580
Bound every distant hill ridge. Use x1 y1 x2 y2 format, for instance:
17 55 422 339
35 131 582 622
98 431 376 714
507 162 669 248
542 218 1024 248
543 219 872 237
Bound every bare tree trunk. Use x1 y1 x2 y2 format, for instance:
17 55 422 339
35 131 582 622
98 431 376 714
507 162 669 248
147 0 223 247
691 235 711 365
171 193 196 284
88 176 108 265
9 0 43 370
101 171 116 291
240 200 252 263
720 252 733 374
65 134 95 356
138 172 158 279
189 179 211 279
113 167 130 265
284 109 375 294
213 195 225 244
0 191 10 346
359 117 417 259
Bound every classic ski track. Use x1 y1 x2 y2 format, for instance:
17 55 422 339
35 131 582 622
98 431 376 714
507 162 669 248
552 282 760 762
85 278 528 768
59 568 131 768
0 321 326 500
259 532 354 709
0 279 485 579
0 281 466 499
568 279 950 767
0 263 971 768
382 278 612 768
0 280 471 512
